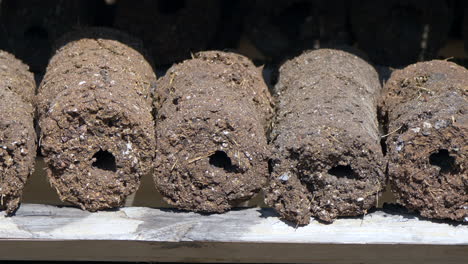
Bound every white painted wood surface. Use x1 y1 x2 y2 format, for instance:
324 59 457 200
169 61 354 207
0 204 467 263
1 203 466 244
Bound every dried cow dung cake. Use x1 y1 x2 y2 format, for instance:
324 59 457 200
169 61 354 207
244 0 350 60
38 29 156 211
0 51 36 105
52 27 154 68
154 51 274 212
350 0 452 67
0 0 95 72
266 49 385 224
380 60 467 222
0 51 36 214
114 0 221 65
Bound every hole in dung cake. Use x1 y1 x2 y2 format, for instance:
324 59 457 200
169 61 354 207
92 150 117 172
429 149 456 174
209 151 238 173
328 165 358 180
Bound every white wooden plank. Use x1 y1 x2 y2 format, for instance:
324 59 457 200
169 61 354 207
0 204 466 245
0 204 467 263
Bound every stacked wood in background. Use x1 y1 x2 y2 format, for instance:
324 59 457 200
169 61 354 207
266 49 385 224
114 0 221 66
0 51 36 214
0 0 465 69
380 60 467 222
244 0 350 61
0 0 95 73
37 28 156 211
209 0 244 50
153 51 274 212
350 0 452 67
465 6 468 53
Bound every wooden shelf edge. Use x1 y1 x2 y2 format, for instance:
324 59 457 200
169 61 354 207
0 204 467 263
0 240 467 263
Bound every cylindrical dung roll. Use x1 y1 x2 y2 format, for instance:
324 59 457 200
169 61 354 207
0 51 36 104
38 30 156 211
266 49 385 224
380 60 467 222
154 51 273 212
0 51 36 214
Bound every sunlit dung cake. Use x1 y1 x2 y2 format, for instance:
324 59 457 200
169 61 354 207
0 51 36 214
380 60 467 222
38 29 156 211
153 51 274 212
266 49 385 224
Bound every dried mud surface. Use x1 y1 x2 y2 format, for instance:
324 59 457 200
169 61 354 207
38 30 156 211
380 60 467 222
351 0 452 67
154 51 273 212
266 49 385 224
0 52 36 214
114 0 220 65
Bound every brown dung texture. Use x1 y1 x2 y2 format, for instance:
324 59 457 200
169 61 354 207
154 51 274 213
0 51 36 104
380 60 467 222
0 51 36 214
53 27 152 65
266 49 385 224
114 0 220 66
38 29 156 211
0 0 95 73
350 0 452 67
244 0 350 61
